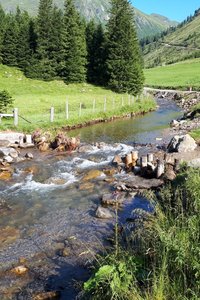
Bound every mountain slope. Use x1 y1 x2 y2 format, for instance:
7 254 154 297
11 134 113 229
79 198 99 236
0 0 178 39
143 8 200 67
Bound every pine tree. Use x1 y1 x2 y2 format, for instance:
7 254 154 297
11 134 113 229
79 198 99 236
59 0 87 83
31 0 56 80
49 6 63 76
2 15 18 67
15 8 32 70
106 0 144 94
0 5 6 63
86 21 107 85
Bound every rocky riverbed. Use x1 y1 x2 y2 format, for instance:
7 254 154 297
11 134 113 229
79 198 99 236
1 95 200 299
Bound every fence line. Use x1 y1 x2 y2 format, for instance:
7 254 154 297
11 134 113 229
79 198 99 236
0 108 18 126
2 93 149 126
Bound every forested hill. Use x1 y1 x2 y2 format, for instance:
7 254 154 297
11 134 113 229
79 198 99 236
0 0 178 39
143 8 200 68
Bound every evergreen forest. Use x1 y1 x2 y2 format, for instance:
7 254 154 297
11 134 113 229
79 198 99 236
0 0 144 95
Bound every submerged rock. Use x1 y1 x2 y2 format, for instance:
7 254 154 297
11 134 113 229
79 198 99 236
101 192 125 205
82 169 104 181
95 206 113 219
0 226 20 246
11 265 28 276
0 171 12 181
33 291 60 300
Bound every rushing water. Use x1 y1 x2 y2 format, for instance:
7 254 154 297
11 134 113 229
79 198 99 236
0 99 182 299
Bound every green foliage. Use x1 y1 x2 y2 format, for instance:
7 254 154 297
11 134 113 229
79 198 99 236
143 10 200 68
0 90 14 113
86 21 107 85
84 253 141 300
59 0 87 83
144 58 200 90
106 0 144 95
0 64 156 132
2 17 18 66
83 167 200 300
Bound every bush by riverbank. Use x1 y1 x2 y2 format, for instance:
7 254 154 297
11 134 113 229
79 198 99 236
83 166 200 300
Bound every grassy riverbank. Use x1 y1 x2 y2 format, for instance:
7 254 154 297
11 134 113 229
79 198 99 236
0 64 155 132
83 166 200 299
144 58 200 90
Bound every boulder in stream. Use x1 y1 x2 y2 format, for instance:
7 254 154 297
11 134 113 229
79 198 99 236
167 134 197 153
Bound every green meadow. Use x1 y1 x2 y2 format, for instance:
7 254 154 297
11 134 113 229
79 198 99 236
0 64 155 132
144 58 200 90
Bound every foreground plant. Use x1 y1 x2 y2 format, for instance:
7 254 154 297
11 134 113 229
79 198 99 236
83 167 200 300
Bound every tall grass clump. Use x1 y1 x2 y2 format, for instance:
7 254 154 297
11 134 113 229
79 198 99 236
83 167 200 300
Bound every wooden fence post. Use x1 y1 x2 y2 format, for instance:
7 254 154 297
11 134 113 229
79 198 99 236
13 108 18 126
50 107 54 122
66 100 69 120
104 97 107 112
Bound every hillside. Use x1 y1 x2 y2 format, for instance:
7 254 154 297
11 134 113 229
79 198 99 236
144 58 200 90
0 0 178 39
143 8 200 67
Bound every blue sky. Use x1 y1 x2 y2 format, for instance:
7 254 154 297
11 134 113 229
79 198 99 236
131 0 200 22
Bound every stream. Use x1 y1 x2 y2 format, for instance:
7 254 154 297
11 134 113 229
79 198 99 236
0 99 182 299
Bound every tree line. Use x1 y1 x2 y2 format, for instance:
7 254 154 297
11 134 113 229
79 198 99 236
0 0 144 95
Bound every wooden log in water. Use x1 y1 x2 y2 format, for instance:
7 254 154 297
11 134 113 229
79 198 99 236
156 160 165 178
147 153 154 163
140 156 148 168
125 153 133 168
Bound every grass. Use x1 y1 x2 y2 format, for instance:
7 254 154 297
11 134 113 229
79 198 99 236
144 58 200 90
83 166 200 299
0 64 156 133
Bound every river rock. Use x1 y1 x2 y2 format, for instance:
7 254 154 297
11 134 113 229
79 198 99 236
82 169 104 181
0 132 24 144
0 140 10 147
103 168 116 176
0 147 11 157
24 165 39 174
79 182 94 191
11 265 28 275
95 206 113 219
0 199 11 214
33 291 60 300
118 175 164 190
38 142 49 152
170 119 179 127
78 144 94 153
25 152 33 159
0 171 12 180
167 134 197 153
101 192 125 205
164 165 177 181
112 155 122 166
3 155 13 163
188 158 200 168
0 226 20 246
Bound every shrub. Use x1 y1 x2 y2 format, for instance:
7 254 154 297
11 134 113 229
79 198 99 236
0 90 14 113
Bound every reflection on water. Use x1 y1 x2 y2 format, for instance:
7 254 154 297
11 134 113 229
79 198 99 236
69 98 182 144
